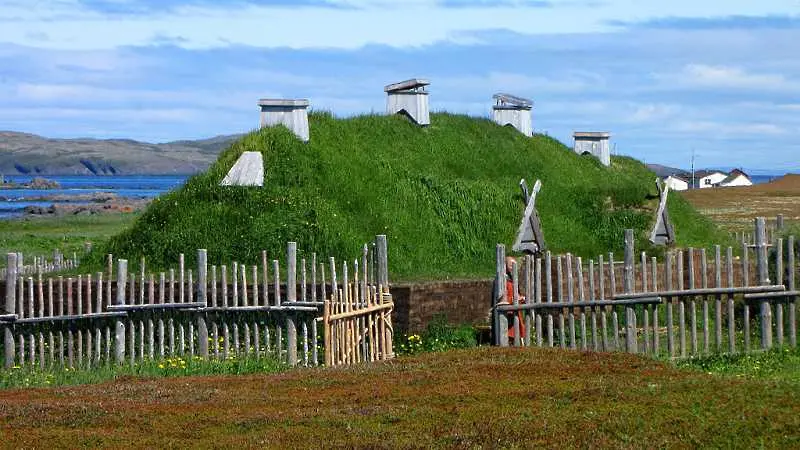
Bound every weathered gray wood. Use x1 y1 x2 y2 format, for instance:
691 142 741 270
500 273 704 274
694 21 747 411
220 151 264 186
700 248 709 354
605 253 615 298
589 259 598 351
641 252 649 354
545 252 554 347
599 254 608 351
312 259 319 364
497 297 663 312
179 254 185 303
512 260 521 347
557 256 565 349
376 235 389 289
513 179 546 254
523 256 532 346
566 255 576 349
677 251 686 357
686 248 698 355
726 247 736 353
195 249 209 359
495 244 507 346
287 242 298 366
535 257 543 347
789 236 797 348
755 217 772 349
712 246 722 352
776 239 784 347
4 253 17 368
577 257 587 351
623 229 636 353
115 259 127 365
274 259 283 361
148 274 155 360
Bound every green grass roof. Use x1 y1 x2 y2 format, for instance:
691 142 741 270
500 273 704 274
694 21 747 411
93 112 727 280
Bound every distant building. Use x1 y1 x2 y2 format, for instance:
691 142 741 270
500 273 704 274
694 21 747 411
663 174 689 191
573 132 610 166
691 169 753 189
718 169 753 187
695 170 727 189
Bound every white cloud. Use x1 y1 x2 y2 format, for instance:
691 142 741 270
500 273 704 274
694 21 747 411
672 120 787 136
655 64 800 92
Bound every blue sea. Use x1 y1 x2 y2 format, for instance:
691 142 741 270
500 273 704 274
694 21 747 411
0 175 189 219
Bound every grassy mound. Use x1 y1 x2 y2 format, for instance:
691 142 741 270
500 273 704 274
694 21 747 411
92 112 727 280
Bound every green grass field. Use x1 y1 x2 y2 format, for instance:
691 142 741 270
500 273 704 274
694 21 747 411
0 213 138 267
85 112 729 280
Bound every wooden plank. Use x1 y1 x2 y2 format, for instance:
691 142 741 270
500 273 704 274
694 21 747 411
577 257 587 351
566 254 576 350
513 260 521 347
495 244 507 347
677 250 686 358
287 242 298 366
742 241 751 352
755 217 772 349
545 252 554 347
713 246 722 352
535 257 543 347
115 259 127 365
688 248 698 355
651 256 659 355
700 248 709 354
623 229 636 353
776 239 784 347
557 255 565 349
274 259 283 362
789 236 797 348
4 253 16 368
589 259 598 351
641 252 649 354
599 254 608 351
726 247 736 354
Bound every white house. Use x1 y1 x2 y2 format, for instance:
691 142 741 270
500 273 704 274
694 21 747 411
718 169 753 187
663 175 689 191
696 170 727 188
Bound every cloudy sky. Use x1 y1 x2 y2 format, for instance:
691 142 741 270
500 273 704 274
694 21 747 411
0 0 798 172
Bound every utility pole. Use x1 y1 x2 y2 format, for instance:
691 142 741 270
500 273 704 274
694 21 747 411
691 148 696 189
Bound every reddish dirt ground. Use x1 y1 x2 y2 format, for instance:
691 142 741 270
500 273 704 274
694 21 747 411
1 347 798 448
681 174 800 231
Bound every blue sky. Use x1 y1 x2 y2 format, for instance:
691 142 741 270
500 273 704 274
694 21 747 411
0 0 798 172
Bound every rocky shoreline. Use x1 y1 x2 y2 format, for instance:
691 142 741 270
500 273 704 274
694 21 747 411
21 192 151 216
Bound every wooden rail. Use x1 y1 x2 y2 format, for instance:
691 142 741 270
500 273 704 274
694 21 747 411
493 217 799 357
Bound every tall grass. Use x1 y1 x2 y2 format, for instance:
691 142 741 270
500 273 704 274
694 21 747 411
88 112 730 280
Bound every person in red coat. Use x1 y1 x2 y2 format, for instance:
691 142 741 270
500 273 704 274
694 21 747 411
505 256 526 341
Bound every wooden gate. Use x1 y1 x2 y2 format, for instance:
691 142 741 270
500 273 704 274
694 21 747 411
323 238 394 366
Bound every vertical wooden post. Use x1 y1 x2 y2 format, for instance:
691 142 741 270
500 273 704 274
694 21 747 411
494 244 507 347
512 260 521 347
726 247 736 354
287 242 298 366
714 246 723 352
777 214 785 231
776 239 784 347
376 235 389 288
788 236 796 348
755 217 772 349
197 249 208 359
623 229 636 353
115 259 127 365
5 253 17 368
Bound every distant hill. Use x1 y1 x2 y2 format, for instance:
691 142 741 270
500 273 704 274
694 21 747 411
0 131 241 175
646 163 689 178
